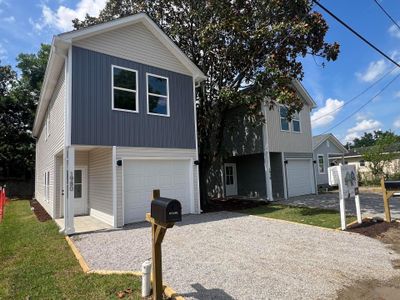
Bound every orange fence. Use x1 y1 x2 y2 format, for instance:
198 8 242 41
0 187 8 222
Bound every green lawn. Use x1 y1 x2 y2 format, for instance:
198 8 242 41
0 200 141 299
240 204 356 229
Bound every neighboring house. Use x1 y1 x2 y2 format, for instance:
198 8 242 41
312 133 348 187
207 81 318 200
330 151 400 182
33 14 206 234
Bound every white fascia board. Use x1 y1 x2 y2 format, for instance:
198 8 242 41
32 37 70 137
59 13 206 83
292 79 317 108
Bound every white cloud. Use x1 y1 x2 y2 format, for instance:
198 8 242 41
395 91 400 99
394 118 400 129
344 118 382 143
311 98 344 128
389 23 400 39
356 59 387 82
34 0 107 32
2 16 14 23
0 42 7 60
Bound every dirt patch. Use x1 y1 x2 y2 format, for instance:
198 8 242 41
337 219 400 299
202 198 268 212
30 199 52 222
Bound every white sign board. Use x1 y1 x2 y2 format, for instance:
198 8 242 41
327 164 362 230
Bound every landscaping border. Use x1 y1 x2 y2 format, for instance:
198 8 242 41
65 236 184 300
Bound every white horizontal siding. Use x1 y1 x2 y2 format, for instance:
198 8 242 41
35 68 65 217
116 147 199 226
266 104 313 153
74 22 192 76
88 148 113 224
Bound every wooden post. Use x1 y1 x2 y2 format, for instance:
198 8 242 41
146 189 169 300
381 177 392 222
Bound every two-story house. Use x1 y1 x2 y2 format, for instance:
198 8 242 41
207 81 318 200
33 14 206 234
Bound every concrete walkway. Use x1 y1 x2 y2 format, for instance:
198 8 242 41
277 192 400 220
72 212 400 299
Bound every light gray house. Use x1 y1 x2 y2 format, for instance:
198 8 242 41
312 133 348 187
33 14 206 234
208 81 318 201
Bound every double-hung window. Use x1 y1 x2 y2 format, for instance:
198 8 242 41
318 154 325 174
112 65 138 112
292 111 301 132
280 106 290 131
147 74 169 116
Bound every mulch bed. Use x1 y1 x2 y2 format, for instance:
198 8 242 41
202 198 268 213
347 218 400 238
30 199 52 222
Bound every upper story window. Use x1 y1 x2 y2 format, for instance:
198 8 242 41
280 106 290 131
112 65 138 112
292 111 300 133
147 73 169 116
280 106 301 133
318 154 325 174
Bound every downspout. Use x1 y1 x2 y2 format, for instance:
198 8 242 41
262 102 274 201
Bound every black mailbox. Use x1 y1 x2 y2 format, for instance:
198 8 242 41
151 197 182 223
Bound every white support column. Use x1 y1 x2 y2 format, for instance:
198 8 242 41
339 196 346 230
355 194 362 224
64 146 75 235
112 146 117 228
262 102 273 201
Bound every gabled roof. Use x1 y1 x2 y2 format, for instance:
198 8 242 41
33 13 206 137
293 80 317 108
312 133 348 153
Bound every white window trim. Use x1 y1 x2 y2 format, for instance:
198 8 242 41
146 73 170 117
317 154 325 174
291 111 301 133
279 106 290 132
111 65 139 113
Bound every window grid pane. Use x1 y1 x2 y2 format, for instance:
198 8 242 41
114 89 137 111
148 95 167 115
148 76 167 96
113 67 136 91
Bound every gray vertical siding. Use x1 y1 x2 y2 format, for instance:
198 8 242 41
235 154 266 197
270 152 285 199
71 46 196 149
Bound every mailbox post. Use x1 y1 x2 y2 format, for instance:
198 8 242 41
146 189 182 300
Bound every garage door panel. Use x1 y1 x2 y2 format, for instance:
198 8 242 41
286 159 314 197
124 159 192 224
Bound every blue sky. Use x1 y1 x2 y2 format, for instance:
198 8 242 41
0 0 399 144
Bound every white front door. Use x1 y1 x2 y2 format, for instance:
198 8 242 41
60 167 88 216
224 163 238 196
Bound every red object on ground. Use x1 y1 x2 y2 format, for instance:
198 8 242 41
0 187 7 222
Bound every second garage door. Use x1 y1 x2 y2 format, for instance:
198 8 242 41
124 159 192 224
286 159 315 197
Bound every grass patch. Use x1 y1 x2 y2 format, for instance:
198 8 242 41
0 200 141 299
240 204 356 229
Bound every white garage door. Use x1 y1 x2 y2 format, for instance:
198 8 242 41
286 159 315 197
124 159 192 224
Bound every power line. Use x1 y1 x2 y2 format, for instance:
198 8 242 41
313 0 400 69
374 0 400 31
312 66 397 122
321 73 400 134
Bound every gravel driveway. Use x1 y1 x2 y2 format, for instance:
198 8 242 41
276 192 400 220
72 212 400 299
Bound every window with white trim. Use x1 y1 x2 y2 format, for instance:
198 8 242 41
318 154 325 174
147 74 169 116
44 171 50 202
292 111 301 132
280 106 290 131
112 65 138 112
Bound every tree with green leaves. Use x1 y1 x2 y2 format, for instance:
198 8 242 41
352 130 400 149
74 0 339 206
0 44 50 179
362 134 399 179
